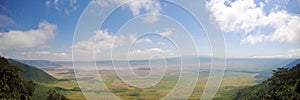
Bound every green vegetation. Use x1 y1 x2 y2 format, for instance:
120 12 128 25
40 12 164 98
0 56 36 99
32 84 52 100
103 75 176 99
4 55 297 100
46 89 68 100
8 59 57 83
232 63 300 100
213 72 257 100
101 71 258 100
0 56 74 100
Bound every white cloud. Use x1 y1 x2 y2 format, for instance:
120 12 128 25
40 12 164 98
127 0 161 23
53 52 68 57
128 28 172 44
73 30 125 54
129 32 138 42
0 21 56 50
142 13 160 23
36 51 51 55
160 28 173 37
129 33 152 44
136 38 153 43
241 34 266 44
93 0 161 23
19 51 69 61
45 1 51 7
21 52 32 55
268 14 300 43
253 48 300 58
128 48 176 60
20 51 68 57
206 0 264 33
206 0 300 44
45 0 77 15
289 48 300 53
92 0 127 7
129 48 170 55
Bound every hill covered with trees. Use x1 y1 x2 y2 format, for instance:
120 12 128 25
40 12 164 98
0 56 68 100
0 56 36 99
232 63 300 99
8 59 57 83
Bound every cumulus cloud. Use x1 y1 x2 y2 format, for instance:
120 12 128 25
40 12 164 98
206 0 300 44
206 0 264 33
128 0 161 23
0 21 56 50
73 30 125 54
268 14 300 43
93 0 161 23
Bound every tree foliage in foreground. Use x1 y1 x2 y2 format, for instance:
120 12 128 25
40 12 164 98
232 63 300 100
0 56 36 100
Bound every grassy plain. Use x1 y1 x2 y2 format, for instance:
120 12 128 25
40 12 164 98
39 66 258 100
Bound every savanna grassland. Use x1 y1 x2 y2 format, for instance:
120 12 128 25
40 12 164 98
41 65 258 100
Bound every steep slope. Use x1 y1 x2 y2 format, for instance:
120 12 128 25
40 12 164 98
231 62 300 99
7 59 57 83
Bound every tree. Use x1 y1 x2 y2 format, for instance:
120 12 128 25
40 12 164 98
0 56 36 100
233 63 300 100
46 89 68 100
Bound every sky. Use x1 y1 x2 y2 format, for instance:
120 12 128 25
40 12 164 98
0 0 299 61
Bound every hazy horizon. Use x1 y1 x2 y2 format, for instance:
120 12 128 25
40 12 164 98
0 0 299 61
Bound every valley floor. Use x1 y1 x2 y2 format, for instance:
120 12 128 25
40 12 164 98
39 65 258 100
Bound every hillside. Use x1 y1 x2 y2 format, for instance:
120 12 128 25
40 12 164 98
7 59 57 83
231 62 300 99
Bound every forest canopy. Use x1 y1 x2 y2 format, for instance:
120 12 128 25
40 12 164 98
232 63 300 99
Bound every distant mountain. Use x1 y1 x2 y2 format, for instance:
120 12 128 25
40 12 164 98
18 60 62 67
8 59 57 83
283 59 300 69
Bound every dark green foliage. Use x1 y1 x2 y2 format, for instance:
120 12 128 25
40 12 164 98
32 84 52 100
232 63 300 100
0 56 68 100
8 59 57 83
32 84 74 100
46 89 68 100
0 56 36 100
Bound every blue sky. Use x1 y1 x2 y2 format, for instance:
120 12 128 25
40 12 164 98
0 0 299 61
